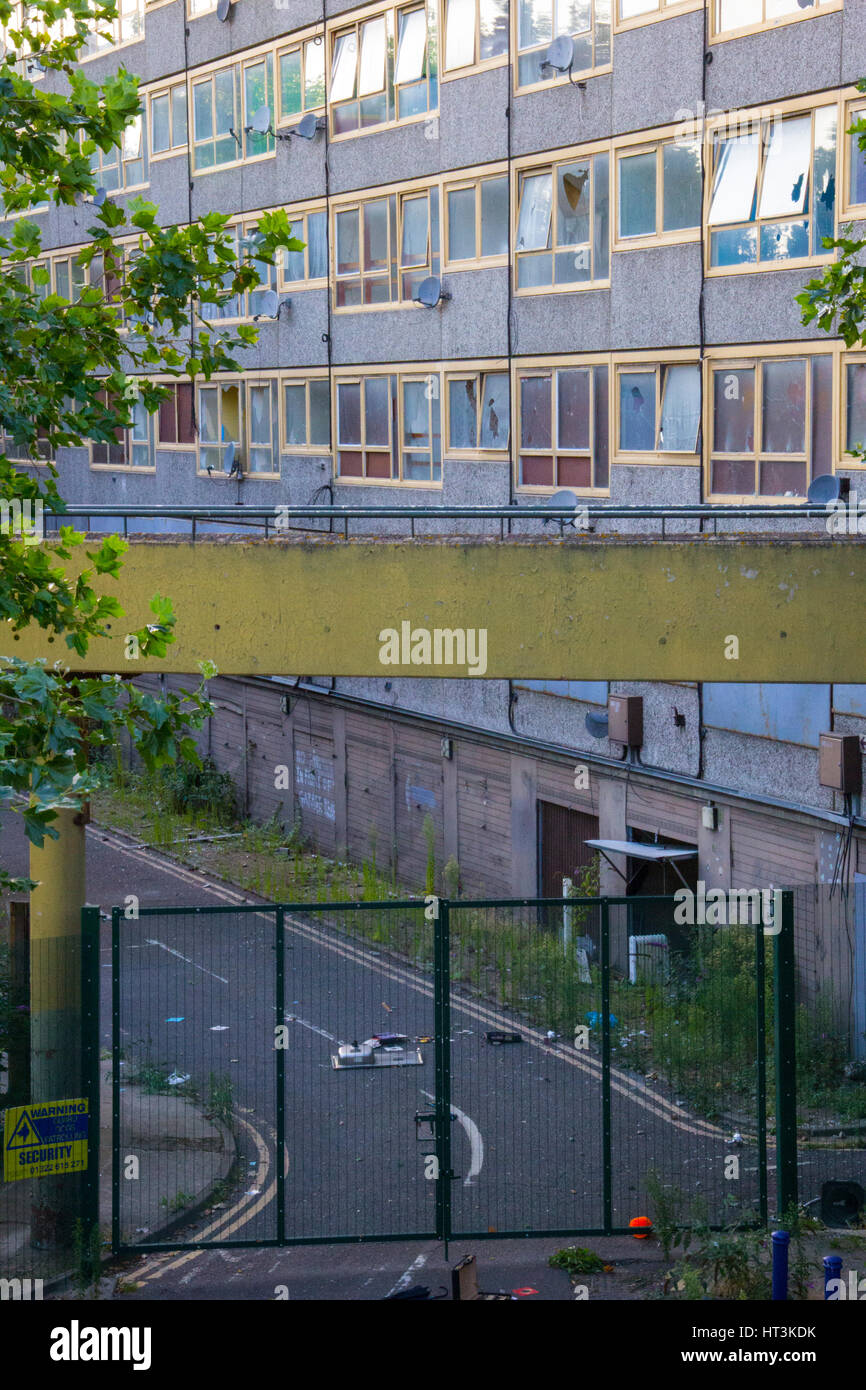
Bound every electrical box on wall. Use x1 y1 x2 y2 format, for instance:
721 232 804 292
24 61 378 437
818 733 861 794
608 694 643 746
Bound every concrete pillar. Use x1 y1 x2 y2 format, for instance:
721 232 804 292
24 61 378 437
28 804 87 1246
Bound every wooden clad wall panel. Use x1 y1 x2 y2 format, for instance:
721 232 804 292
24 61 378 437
457 742 511 895
346 711 393 866
627 782 697 844
394 725 443 891
536 759 596 816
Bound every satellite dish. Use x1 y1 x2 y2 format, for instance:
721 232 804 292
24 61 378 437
807 473 850 504
413 276 451 308
216 0 232 20
248 105 271 135
223 441 236 476
585 711 610 739
544 34 574 72
550 488 579 510
295 112 319 140
93 187 107 207
256 289 280 319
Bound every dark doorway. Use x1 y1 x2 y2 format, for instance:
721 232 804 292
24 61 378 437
538 800 599 898
626 827 699 958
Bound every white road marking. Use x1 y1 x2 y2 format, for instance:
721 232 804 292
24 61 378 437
422 1090 484 1187
287 1015 339 1044
385 1252 428 1298
145 938 229 984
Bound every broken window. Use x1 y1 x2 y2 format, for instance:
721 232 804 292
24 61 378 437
708 107 837 268
516 152 609 288
518 364 608 489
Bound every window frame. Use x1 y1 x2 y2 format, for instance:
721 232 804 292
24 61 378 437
86 109 149 193
327 0 438 142
89 384 155 474
709 0 841 46
155 380 196 451
332 365 444 488
443 165 509 270
440 0 509 80
512 141 611 295
331 182 440 312
147 79 189 161
444 362 511 456
512 353 612 496
613 126 703 251
703 342 838 502
280 371 332 455
278 201 329 291
704 96 841 277
80 0 145 61
276 28 327 126
841 351 866 467
194 375 280 481
613 0 702 33
842 94 866 219
612 351 702 464
512 0 613 96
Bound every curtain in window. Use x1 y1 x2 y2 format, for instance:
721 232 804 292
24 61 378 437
659 364 700 452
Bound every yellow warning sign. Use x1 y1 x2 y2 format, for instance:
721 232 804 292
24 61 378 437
3 1098 89 1181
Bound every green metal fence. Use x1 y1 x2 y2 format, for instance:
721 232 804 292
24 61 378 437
101 892 804 1254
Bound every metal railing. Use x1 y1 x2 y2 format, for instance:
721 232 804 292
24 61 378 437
42 501 842 542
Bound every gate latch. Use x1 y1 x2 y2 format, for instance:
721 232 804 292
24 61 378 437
414 1112 437 1142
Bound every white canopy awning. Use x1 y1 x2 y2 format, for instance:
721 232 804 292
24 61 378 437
584 839 697 890
584 839 697 862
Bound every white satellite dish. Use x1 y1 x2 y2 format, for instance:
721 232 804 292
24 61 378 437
93 186 107 207
223 441 236 475
413 276 451 308
248 105 271 135
216 0 232 21
295 112 320 140
255 289 280 319
544 34 574 73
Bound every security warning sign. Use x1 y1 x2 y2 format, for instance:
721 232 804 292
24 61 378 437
3 1098 89 1181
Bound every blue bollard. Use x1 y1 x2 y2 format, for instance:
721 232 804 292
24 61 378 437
824 1254 843 1299
771 1230 789 1301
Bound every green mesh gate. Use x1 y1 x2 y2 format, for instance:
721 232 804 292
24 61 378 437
107 893 793 1253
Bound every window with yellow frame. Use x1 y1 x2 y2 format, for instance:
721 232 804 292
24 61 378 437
191 54 275 172
334 370 442 484
444 170 508 267
445 367 510 453
279 206 328 289
328 0 438 138
277 32 326 124
711 0 840 44
82 0 144 57
614 0 701 31
333 187 439 308
844 99 866 216
514 148 610 291
706 349 834 499
149 81 188 158
706 103 838 272
197 378 279 478
614 134 701 249
282 375 331 453
514 0 611 92
514 359 610 492
842 355 866 465
441 0 507 76
614 359 701 460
